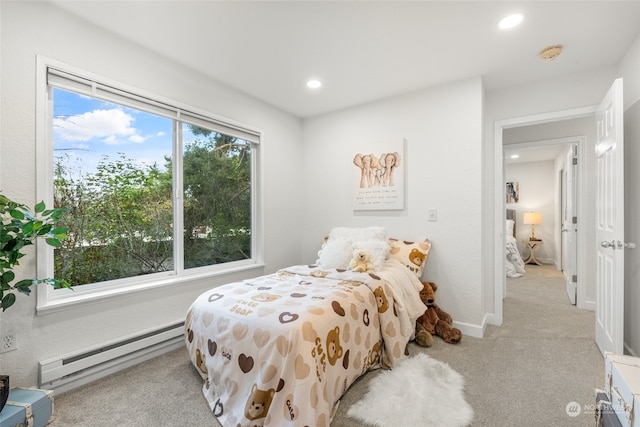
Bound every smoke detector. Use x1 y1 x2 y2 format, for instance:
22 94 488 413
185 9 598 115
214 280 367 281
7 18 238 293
540 45 563 60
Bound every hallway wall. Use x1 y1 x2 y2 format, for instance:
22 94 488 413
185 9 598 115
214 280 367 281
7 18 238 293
505 160 556 263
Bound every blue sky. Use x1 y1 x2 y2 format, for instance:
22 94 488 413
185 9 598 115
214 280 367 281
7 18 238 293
53 88 177 175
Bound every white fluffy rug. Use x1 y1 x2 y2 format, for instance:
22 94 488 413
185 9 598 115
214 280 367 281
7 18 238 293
347 353 474 427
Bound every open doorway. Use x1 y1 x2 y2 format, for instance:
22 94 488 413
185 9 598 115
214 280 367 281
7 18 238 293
493 106 598 325
503 137 584 306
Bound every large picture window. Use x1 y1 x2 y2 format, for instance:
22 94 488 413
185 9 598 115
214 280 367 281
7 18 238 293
38 61 261 309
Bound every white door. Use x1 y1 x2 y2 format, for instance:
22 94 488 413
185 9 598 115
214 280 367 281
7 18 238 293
595 78 624 355
563 145 578 305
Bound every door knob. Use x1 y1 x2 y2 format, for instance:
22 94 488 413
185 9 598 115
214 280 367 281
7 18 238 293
601 240 616 248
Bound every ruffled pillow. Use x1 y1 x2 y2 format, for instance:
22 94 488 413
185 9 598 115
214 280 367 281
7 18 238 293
318 239 354 269
328 226 387 242
317 227 390 270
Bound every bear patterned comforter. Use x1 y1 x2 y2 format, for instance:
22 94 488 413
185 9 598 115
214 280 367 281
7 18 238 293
185 262 421 427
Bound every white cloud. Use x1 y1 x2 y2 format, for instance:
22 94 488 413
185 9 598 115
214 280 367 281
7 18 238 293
128 134 147 143
53 109 140 144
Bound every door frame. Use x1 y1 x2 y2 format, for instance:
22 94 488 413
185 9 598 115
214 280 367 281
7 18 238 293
493 106 596 324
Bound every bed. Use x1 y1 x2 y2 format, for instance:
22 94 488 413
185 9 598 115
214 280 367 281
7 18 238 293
505 209 525 278
184 227 431 427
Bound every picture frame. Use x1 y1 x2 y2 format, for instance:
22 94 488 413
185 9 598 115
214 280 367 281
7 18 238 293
506 181 519 204
352 139 406 211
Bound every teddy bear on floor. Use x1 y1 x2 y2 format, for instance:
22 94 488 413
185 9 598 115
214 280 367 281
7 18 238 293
349 248 375 273
415 281 462 347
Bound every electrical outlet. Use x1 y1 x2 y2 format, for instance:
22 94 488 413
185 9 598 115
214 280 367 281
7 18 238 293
0 331 17 353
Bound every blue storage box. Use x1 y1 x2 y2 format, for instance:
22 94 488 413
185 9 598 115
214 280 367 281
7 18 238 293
0 403 25 427
0 388 54 427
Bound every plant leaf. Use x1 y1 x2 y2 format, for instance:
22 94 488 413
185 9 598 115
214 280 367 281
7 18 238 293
22 222 34 234
15 279 33 295
34 200 46 213
38 224 53 235
1 271 15 285
9 209 24 220
1 293 16 311
45 238 62 247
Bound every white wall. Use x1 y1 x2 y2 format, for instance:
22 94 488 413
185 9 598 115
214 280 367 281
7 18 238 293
0 2 303 387
620 32 640 356
620 33 640 110
301 77 485 335
505 161 556 263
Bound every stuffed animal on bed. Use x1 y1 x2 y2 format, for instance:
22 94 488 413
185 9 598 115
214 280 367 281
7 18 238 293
415 281 462 346
349 248 375 273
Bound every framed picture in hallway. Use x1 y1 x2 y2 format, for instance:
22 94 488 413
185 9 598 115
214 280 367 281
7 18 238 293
352 139 406 211
506 181 519 203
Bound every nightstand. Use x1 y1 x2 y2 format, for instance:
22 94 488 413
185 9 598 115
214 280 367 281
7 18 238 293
523 239 543 265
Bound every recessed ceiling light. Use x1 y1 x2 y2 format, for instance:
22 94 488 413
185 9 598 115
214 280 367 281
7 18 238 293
510 154 520 159
306 79 322 89
499 13 524 29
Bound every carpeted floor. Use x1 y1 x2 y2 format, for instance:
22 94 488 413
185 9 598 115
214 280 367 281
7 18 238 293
49 264 603 426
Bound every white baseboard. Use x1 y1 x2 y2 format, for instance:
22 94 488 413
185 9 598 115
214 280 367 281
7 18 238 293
452 319 486 339
580 299 596 311
534 258 557 266
485 312 500 327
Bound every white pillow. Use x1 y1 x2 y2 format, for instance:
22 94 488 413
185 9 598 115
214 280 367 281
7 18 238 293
318 239 354 269
352 240 390 271
506 219 515 237
328 226 387 242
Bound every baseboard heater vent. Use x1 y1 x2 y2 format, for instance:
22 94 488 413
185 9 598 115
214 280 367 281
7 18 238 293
39 321 185 394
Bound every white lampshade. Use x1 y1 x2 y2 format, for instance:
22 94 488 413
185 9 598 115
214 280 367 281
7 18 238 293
523 212 542 225
523 212 542 240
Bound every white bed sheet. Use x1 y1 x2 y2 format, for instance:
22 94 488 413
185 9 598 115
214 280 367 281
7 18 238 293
506 235 525 278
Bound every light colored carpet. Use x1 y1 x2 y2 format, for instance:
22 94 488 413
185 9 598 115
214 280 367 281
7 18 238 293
49 264 603 426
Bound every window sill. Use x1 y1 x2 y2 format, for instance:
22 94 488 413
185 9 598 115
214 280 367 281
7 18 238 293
36 262 266 316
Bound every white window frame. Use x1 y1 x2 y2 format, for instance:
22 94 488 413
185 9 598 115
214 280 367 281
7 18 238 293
35 56 264 314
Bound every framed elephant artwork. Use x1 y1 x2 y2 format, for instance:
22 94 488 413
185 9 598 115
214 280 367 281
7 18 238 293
352 139 406 211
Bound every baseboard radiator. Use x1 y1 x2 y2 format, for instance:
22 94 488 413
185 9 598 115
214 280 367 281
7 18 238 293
39 321 185 394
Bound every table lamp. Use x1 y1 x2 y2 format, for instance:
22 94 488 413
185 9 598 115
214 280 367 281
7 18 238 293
523 212 542 241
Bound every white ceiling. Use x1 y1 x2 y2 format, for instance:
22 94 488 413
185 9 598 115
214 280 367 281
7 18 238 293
48 1 640 118
504 144 567 164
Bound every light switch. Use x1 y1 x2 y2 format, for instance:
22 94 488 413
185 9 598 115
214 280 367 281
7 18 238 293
427 208 437 222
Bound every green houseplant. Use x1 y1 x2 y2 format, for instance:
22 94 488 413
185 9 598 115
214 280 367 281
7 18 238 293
0 194 71 312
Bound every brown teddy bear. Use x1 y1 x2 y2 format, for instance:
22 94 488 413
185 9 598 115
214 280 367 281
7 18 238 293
415 281 462 346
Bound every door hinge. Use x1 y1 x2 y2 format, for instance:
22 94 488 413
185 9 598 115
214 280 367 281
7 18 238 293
572 157 578 165
572 216 577 224
572 275 577 283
